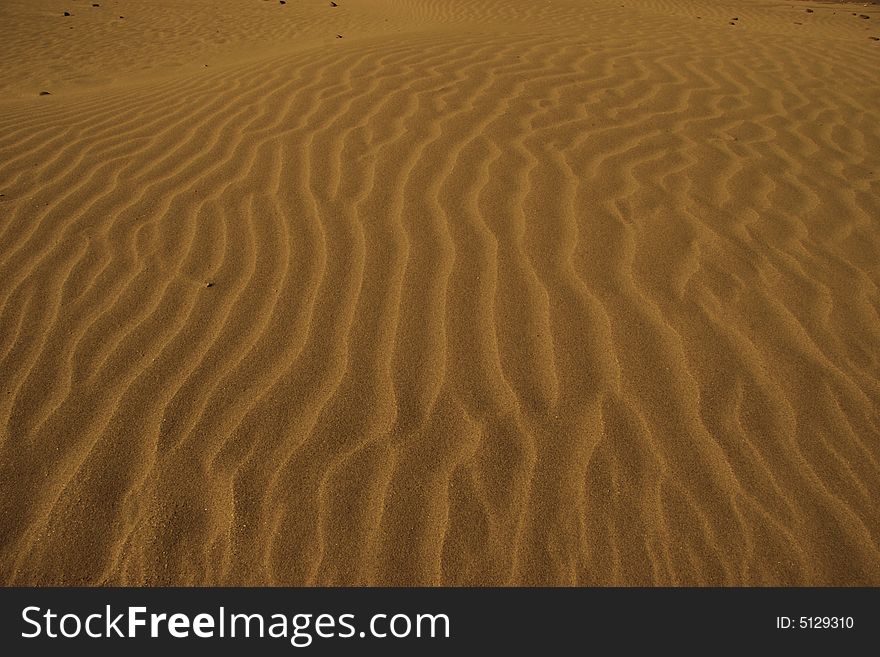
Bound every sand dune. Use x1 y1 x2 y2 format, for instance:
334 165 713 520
1 0 879 585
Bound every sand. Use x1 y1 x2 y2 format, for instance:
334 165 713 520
0 0 878 586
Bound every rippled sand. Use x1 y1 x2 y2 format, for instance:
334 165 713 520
1 0 878 585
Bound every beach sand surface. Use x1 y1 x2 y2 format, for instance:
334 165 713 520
1 0 879 585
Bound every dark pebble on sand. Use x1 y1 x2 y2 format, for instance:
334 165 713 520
39 91 51 96
63 11 71 16
280 1 286 4
871 36 880 40
206 282 215 288
860 14 870 19
806 8 814 13
336 34 343 38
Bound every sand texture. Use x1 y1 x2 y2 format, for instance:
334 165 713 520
1 0 879 586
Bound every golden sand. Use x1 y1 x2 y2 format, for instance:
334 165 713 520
0 0 878 585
